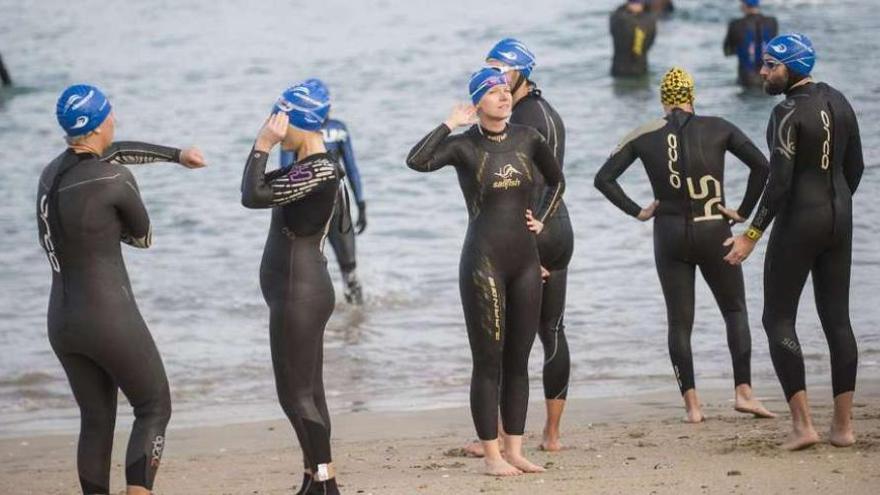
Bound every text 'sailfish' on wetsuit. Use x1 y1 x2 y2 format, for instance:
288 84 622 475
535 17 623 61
595 110 769 394
406 123 564 440
281 118 362 273
510 87 573 400
747 82 864 401
240 148 340 473
723 13 778 87
36 142 182 494
610 4 657 77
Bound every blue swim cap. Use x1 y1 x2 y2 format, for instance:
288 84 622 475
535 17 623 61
486 38 536 80
742 0 760 7
765 33 816 76
273 78 330 131
55 84 112 137
469 68 509 105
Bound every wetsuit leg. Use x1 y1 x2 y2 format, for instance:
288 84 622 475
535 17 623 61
52 352 117 494
269 287 334 469
461 255 504 441
500 266 542 435
762 230 814 401
812 226 857 397
695 224 751 388
537 268 570 400
654 217 697 394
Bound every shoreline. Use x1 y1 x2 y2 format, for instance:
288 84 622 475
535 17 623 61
2 381 879 494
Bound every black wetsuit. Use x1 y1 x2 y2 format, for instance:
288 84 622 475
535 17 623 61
749 82 864 401
610 5 657 77
406 123 564 440
510 87 573 400
595 110 769 394
240 148 341 493
723 13 778 88
37 142 182 494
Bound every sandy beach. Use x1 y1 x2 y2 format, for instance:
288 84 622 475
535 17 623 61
2 381 878 494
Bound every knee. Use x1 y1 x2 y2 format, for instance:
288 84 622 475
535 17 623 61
133 387 172 426
80 406 116 433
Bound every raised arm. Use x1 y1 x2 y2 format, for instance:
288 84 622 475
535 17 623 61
405 124 463 172
101 141 181 165
726 123 770 218
723 21 736 56
240 147 338 209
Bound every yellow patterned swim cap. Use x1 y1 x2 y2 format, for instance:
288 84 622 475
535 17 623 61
660 67 695 106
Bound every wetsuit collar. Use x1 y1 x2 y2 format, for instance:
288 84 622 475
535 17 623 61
784 79 814 97
478 123 509 142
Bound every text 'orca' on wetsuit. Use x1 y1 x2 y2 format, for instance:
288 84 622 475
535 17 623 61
407 123 564 440
37 142 181 494
595 110 769 394
748 82 864 401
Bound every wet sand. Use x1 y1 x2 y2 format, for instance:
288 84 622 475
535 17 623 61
2 381 878 494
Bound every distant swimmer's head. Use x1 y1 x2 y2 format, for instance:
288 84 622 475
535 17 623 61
660 67 695 112
485 38 536 93
56 84 115 146
761 33 815 95
273 78 331 132
741 0 760 9
469 67 512 120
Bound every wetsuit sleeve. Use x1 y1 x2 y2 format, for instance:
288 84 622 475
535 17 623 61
726 123 770 218
841 99 865 194
749 105 799 236
114 168 152 248
339 123 365 202
594 139 643 218
240 148 338 209
101 142 182 165
530 134 565 223
405 124 461 172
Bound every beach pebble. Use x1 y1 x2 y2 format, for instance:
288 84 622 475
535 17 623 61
727 470 742 476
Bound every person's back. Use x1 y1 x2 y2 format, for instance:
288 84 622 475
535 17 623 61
610 1 657 77
723 1 778 87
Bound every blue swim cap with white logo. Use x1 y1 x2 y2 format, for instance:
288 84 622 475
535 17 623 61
56 84 112 137
742 0 760 7
765 33 816 76
469 68 509 105
486 38 536 80
273 78 331 131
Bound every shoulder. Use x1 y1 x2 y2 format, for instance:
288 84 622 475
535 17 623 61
510 123 545 143
616 117 667 147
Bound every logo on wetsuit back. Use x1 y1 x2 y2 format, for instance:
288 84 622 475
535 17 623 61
150 435 165 469
633 27 646 56
666 133 681 189
493 164 523 189
686 175 724 222
38 194 61 273
322 127 348 144
820 110 832 170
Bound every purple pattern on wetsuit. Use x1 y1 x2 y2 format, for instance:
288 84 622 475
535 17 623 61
287 165 314 183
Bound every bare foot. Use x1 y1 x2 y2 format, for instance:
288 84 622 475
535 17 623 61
540 429 563 452
781 428 820 451
503 453 546 473
484 457 522 476
683 408 704 423
735 397 777 419
829 426 855 447
463 441 485 458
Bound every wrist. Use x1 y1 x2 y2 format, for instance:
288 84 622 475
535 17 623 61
744 225 763 242
442 121 455 131
254 139 273 153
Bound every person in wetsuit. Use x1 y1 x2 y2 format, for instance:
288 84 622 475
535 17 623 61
594 68 774 423
723 0 778 88
281 114 367 304
485 38 573 452
406 68 564 476
37 84 205 495
240 79 342 495
610 0 657 78
725 34 864 451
